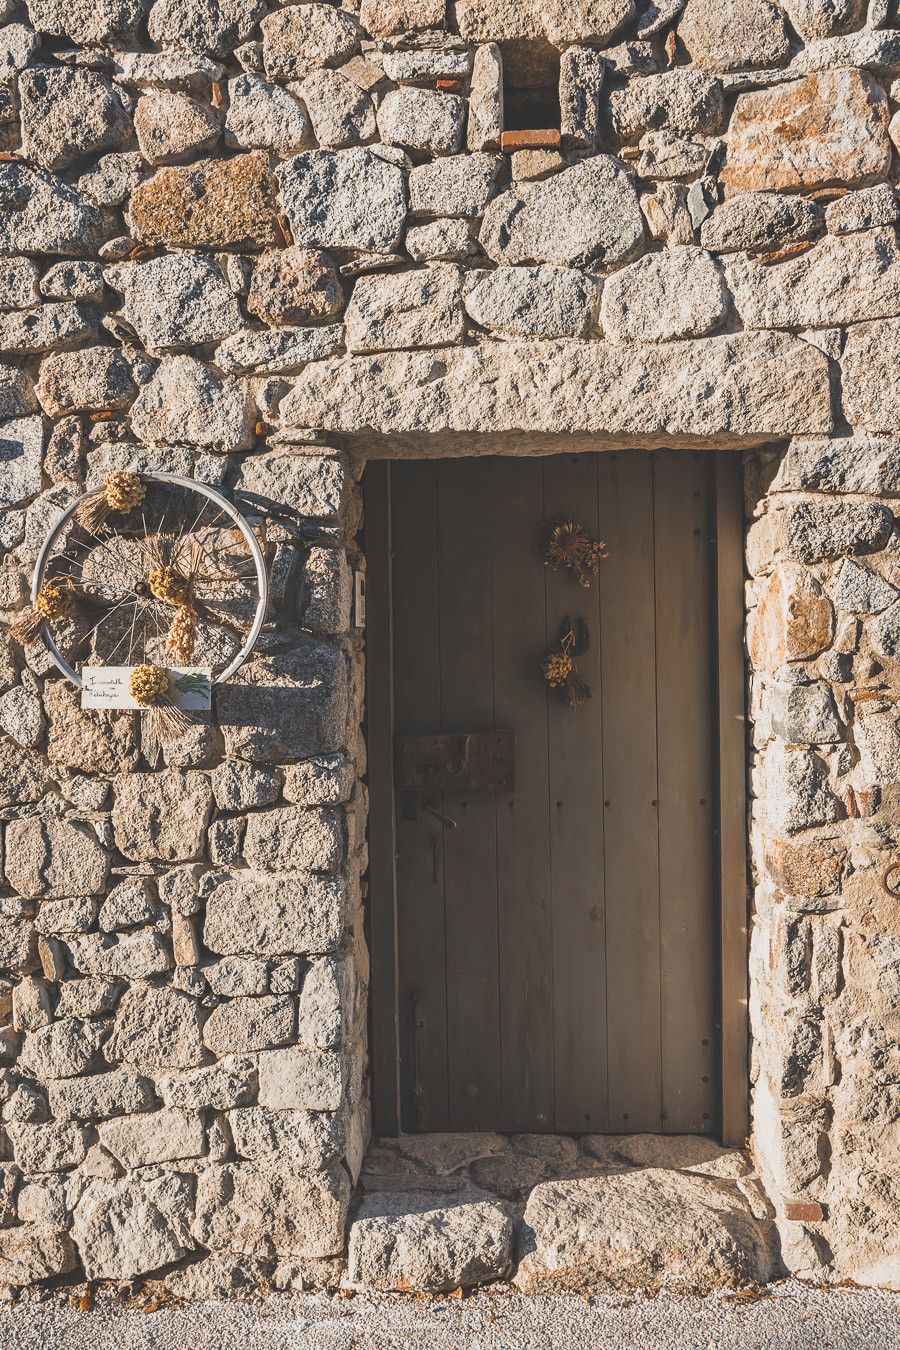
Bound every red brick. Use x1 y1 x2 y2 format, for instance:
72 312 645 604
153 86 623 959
784 1200 824 1222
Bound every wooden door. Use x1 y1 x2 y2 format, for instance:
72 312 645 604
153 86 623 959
366 450 746 1138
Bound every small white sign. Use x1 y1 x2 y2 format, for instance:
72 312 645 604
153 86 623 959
354 569 366 629
81 667 212 711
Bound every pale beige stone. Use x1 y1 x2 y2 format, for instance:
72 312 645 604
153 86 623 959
726 228 900 329
348 1198 514 1292
134 91 220 166
360 0 445 38
600 247 729 342
112 770 213 862
843 319 900 434
281 333 833 448
192 1163 350 1258
516 1169 776 1291
452 0 634 46
679 0 789 71
98 1109 206 1167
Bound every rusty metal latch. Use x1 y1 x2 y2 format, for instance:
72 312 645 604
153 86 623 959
421 803 458 830
883 861 900 898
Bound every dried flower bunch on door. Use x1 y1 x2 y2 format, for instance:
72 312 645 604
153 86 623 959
542 519 608 588
543 622 592 709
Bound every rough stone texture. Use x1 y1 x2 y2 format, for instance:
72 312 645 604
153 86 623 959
108 254 242 351
283 333 832 446
560 47 606 149
77 152 146 208
0 1227 75 1284
203 870 345 956
134 91 220 166
345 266 463 352
0 415 43 508
600 247 728 342
107 985 205 1070
261 5 360 83
225 75 312 156
843 319 900 434
406 218 476 263
453 0 635 46
409 153 499 218
215 324 342 375
0 0 899 1301
216 640 349 760
192 1163 349 1258
783 500 893 562
700 193 824 255
230 1106 343 1170
516 1169 776 1292
129 155 280 250
748 564 835 670
113 770 213 861
609 69 725 139
480 158 644 268
203 996 295 1055
826 183 899 236
467 42 501 152
464 266 598 339
5 819 109 898
678 0 789 72
0 258 40 310
48 1071 154 1121
377 87 465 155
277 149 407 254
726 228 900 329
257 1045 343 1111
36 346 136 417
781 0 865 39
298 70 376 150
761 740 841 835
721 70 891 195
0 303 97 355
147 0 266 59
73 1177 193 1280
247 247 342 327
349 1199 514 1292
19 70 131 173
130 355 254 450
0 165 108 256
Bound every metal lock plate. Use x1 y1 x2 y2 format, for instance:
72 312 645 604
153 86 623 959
395 731 515 793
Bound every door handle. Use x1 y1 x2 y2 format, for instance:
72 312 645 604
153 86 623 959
421 804 459 830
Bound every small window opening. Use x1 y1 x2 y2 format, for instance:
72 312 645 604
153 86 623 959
501 39 561 139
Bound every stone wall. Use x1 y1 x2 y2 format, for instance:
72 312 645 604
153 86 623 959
1 0 900 1293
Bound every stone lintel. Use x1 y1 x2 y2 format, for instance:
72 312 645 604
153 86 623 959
281 334 833 447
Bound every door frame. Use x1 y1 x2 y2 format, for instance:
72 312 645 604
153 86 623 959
363 451 750 1147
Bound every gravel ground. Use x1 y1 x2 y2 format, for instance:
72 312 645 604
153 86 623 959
2 1280 900 1350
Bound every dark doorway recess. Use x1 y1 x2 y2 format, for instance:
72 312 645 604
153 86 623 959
365 450 748 1145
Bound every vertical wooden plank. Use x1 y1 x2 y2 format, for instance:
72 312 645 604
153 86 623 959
544 453 608 1133
598 452 662 1134
391 461 450 1131
363 462 400 1136
716 453 750 1147
654 452 718 1135
437 458 502 1130
491 457 554 1131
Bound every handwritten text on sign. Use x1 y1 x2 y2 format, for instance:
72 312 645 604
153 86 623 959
81 667 212 711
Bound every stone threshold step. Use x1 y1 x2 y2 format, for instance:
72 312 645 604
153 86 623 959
346 1134 778 1295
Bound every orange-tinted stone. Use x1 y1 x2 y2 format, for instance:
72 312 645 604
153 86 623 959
129 153 280 250
721 69 890 196
748 563 834 671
